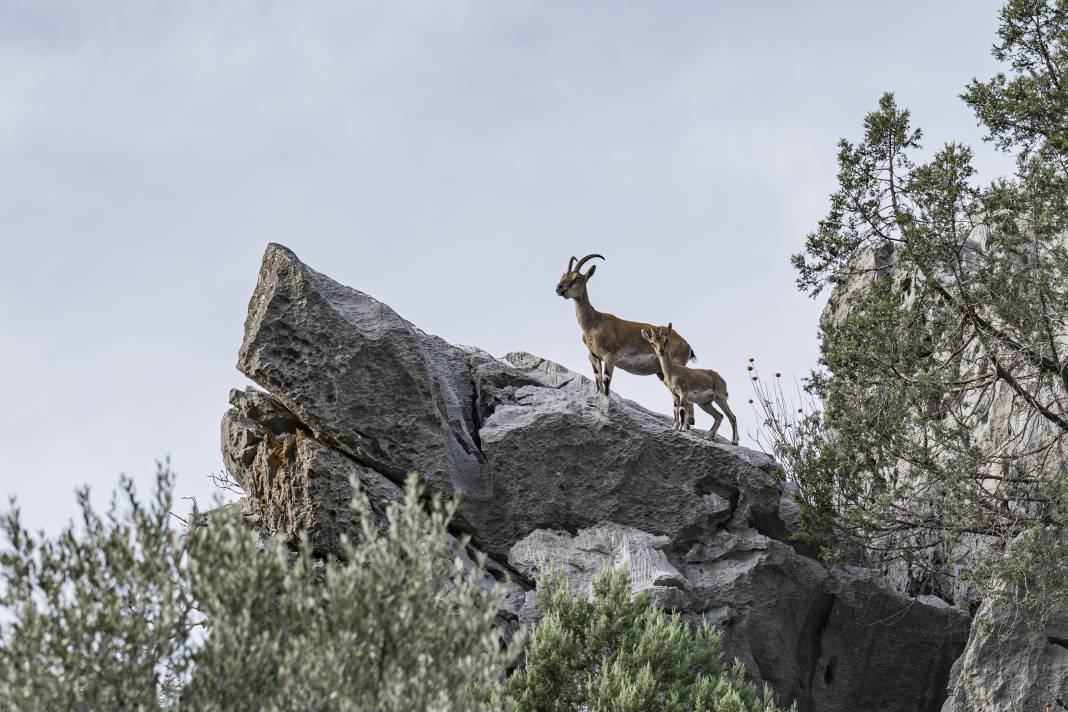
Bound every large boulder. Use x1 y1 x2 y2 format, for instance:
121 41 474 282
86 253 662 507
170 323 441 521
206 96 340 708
679 527 829 705
462 351 788 558
237 243 489 501
222 243 974 712
221 385 535 639
232 244 789 559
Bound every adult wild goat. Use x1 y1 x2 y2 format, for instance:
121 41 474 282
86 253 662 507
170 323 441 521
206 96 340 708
555 254 697 419
642 323 738 445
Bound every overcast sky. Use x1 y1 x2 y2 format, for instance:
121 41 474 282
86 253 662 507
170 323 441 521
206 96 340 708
1 1 1016 533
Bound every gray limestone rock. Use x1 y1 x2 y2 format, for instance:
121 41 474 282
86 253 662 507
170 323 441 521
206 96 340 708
509 523 694 610
508 522 970 712
221 243 978 712
221 386 303 479
235 427 402 556
463 351 786 558
232 242 790 559
809 566 971 712
237 243 488 503
680 528 828 704
944 597 1068 712
222 385 403 555
220 381 534 635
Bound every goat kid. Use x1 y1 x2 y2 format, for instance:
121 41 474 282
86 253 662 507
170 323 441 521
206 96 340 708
556 254 696 423
641 323 739 446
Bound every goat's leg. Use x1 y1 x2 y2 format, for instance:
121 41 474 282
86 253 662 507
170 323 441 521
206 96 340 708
666 358 697 427
713 392 739 445
675 391 692 431
676 388 693 430
671 392 683 430
588 351 605 393
674 394 692 429
698 401 724 441
602 353 616 397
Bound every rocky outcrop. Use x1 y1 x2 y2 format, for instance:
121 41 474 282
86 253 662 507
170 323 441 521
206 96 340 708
233 244 785 559
468 351 787 558
509 523 695 610
221 243 973 712
943 597 1068 712
822 236 1068 708
236 243 488 502
814 568 967 712
222 386 402 555
508 522 969 712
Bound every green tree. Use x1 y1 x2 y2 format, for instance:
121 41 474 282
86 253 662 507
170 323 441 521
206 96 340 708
0 465 520 711
774 0 1068 614
505 567 791 712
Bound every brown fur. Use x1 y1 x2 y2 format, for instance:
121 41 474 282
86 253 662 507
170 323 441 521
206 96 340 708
641 323 739 445
556 255 695 426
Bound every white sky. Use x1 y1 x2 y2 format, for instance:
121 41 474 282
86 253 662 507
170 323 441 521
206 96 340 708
1 1 1016 533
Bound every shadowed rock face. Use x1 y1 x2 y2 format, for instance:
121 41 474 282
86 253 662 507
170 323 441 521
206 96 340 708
222 243 972 712
222 386 401 555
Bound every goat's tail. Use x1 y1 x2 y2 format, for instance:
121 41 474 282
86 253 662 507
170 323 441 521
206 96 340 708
688 347 697 363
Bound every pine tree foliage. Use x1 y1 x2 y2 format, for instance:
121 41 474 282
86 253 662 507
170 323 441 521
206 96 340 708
770 0 1068 614
505 567 792 712
0 464 520 711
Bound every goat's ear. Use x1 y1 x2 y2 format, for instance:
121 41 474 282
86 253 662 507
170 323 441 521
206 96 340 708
640 329 651 342
665 322 673 336
568 256 577 272
585 264 597 279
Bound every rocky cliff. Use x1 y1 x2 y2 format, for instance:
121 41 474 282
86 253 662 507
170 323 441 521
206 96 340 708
221 243 973 712
820 236 1068 712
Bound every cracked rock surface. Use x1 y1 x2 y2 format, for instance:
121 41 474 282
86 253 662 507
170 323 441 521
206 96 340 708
221 243 975 712
942 591 1068 712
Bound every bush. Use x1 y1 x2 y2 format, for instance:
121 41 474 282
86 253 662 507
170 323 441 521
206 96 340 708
505 567 792 712
0 464 520 711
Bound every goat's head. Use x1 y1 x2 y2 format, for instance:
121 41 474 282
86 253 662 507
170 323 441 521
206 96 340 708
640 323 674 357
555 253 604 299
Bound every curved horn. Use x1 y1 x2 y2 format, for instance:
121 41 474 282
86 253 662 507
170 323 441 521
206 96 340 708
574 253 605 272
